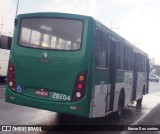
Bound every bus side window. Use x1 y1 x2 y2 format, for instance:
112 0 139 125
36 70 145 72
141 55 145 72
101 34 109 68
95 30 109 68
144 56 146 72
138 53 143 72
95 31 102 49
95 30 102 67
126 46 133 71
8 37 12 49
0 35 11 50
117 42 125 70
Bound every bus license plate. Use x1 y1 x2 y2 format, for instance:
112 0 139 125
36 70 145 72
35 89 49 97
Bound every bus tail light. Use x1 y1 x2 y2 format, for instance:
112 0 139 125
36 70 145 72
77 83 83 89
7 62 16 91
72 72 87 101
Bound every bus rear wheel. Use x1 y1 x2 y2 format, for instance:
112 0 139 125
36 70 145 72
137 86 144 107
0 76 6 83
114 91 124 119
137 97 143 107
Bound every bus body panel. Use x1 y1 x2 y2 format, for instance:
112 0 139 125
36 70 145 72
0 49 10 77
89 20 149 118
0 35 12 78
14 56 79 98
5 85 90 117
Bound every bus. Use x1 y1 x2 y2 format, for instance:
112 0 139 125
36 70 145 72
0 34 12 81
5 12 149 118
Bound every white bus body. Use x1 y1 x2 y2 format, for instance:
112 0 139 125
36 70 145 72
0 34 12 79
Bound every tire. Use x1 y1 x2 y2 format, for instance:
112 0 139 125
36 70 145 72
114 91 124 119
137 97 143 106
0 77 6 83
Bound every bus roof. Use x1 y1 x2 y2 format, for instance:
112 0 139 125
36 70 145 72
17 12 92 21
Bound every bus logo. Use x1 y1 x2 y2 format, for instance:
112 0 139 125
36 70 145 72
42 52 48 58
35 89 49 97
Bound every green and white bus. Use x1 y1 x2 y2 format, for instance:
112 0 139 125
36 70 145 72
5 13 149 118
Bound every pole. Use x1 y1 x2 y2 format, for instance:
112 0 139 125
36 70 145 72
110 20 120 30
15 0 19 18
0 15 4 36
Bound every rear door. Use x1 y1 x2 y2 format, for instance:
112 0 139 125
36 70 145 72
92 29 109 117
108 37 117 111
132 52 138 100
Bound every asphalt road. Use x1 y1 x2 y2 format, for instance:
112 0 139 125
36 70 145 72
0 82 160 134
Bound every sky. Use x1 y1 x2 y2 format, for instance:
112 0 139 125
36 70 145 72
0 0 160 64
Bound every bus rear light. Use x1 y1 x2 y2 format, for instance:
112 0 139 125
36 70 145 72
8 81 15 91
9 66 14 71
9 81 13 86
77 83 83 89
76 92 81 98
7 62 16 91
72 72 87 101
79 75 84 81
9 74 14 79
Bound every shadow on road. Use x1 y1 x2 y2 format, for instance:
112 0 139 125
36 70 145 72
57 109 132 125
44 113 120 134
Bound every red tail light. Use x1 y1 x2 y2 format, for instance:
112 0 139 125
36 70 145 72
71 72 87 101
77 83 83 89
7 62 16 91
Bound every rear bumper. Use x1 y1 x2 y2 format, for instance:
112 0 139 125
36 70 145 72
5 86 90 118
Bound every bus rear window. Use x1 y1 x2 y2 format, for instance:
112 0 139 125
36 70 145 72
19 18 83 50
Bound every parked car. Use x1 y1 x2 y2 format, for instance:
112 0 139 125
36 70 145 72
149 74 159 82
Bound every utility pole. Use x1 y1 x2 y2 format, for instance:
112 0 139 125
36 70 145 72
15 0 19 17
110 20 120 30
0 15 4 36
134 38 142 45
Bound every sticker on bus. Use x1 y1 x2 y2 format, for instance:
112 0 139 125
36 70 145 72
35 89 49 97
16 85 24 93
